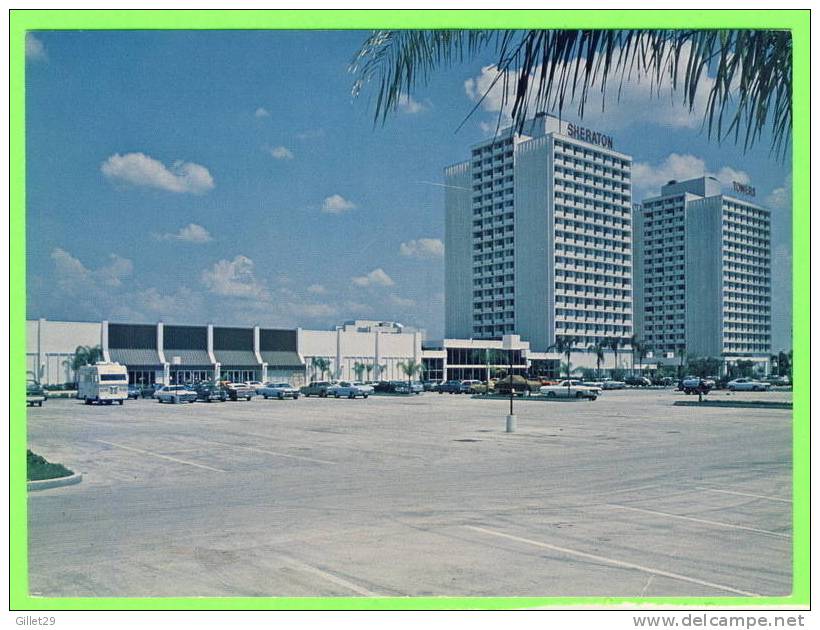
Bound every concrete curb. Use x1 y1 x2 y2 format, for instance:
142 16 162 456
27 472 83 492
673 400 792 410
469 395 591 402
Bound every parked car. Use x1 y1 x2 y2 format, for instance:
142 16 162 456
194 381 228 402
127 384 141 399
301 381 335 397
222 381 256 401
625 375 652 387
580 379 604 389
601 378 627 390
438 380 465 394
138 383 160 398
258 382 301 399
540 380 600 400
679 376 715 395
156 385 197 404
244 380 263 391
652 376 675 387
422 380 441 392
494 375 543 396
727 378 771 392
392 380 423 394
766 375 790 386
328 381 371 399
26 382 47 407
352 381 375 395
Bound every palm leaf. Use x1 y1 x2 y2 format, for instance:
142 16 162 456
350 28 791 159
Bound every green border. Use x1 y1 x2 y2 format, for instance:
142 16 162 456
10 9 809 610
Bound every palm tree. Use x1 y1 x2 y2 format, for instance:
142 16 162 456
628 334 640 375
484 348 506 382
676 344 688 379
353 361 367 382
364 363 374 381
635 340 651 375
605 336 623 373
64 345 103 372
397 359 423 394
587 342 606 378
351 30 791 158
549 335 578 379
311 357 330 382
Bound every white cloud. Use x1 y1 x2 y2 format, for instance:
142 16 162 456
266 145 294 160
306 284 327 294
399 238 444 259
351 268 394 288
322 194 356 214
101 152 215 194
632 153 751 201
153 223 213 243
201 255 268 299
389 294 416 308
765 173 792 211
26 33 46 61
398 94 428 114
464 42 721 132
254 107 270 118
51 248 133 290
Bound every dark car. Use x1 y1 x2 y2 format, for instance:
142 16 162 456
26 382 47 407
422 380 441 392
139 383 160 398
437 380 464 394
194 381 228 402
625 375 652 387
301 381 335 397
127 384 141 399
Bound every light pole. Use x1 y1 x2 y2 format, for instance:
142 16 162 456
503 337 516 433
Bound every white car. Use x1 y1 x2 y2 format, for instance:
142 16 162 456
258 382 300 399
601 378 626 390
244 381 263 391
327 381 371 399
727 378 771 392
156 385 197 404
540 380 600 400
352 382 375 395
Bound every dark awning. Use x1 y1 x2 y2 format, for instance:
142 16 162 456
260 351 304 368
164 349 212 367
214 349 259 367
108 348 162 367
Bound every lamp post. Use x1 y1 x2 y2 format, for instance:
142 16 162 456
503 337 516 433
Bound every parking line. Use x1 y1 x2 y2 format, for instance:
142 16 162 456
605 504 790 538
95 440 227 473
197 438 336 465
281 556 379 596
463 525 760 597
695 487 792 504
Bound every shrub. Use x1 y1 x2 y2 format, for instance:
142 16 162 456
27 449 73 481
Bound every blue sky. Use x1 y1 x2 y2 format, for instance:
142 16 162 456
25 30 793 350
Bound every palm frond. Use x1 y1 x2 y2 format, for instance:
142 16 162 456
350 28 791 159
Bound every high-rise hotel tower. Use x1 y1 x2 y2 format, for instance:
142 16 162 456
444 114 633 351
635 176 771 363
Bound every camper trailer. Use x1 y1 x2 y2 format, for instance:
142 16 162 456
77 362 129 405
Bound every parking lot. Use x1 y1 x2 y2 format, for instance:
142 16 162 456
27 388 792 598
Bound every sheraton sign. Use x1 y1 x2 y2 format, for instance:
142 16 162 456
565 122 614 149
732 181 756 197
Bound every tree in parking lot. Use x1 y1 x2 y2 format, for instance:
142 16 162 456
63 345 104 383
365 363 374 381
353 361 367 382
311 357 330 381
587 342 606 378
605 336 623 372
397 359 423 394
549 335 579 379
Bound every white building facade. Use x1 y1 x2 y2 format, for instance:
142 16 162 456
445 114 634 352
635 176 771 368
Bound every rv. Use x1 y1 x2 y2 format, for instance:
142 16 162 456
77 362 129 405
